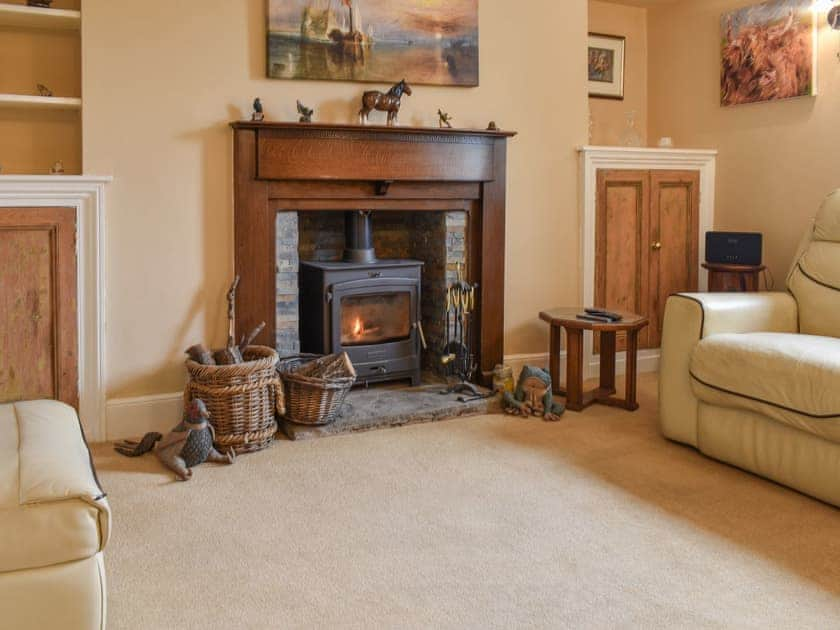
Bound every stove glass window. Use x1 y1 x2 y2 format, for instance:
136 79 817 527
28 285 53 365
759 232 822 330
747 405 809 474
340 292 411 346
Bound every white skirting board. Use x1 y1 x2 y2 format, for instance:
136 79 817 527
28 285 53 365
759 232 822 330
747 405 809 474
504 350 659 382
105 392 184 441
102 352 660 442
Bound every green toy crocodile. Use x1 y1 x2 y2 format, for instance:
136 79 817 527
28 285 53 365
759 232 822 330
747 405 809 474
502 365 565 422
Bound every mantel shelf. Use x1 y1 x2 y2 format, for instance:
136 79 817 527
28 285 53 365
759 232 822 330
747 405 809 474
0 3 80 30
0 93 82 110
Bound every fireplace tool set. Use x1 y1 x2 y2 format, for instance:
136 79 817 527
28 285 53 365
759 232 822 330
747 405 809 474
440 264 493 402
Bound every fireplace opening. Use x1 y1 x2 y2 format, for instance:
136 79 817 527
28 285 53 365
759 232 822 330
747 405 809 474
278 208 469 387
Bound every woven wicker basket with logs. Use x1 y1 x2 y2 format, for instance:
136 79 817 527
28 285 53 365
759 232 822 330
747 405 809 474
185 346 283 454
277 353 356 426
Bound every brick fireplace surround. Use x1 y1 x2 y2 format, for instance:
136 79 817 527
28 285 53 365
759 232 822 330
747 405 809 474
231 122 516 383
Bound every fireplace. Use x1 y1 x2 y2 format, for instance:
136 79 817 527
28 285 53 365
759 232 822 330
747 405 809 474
230 121 515 385
299 210 424 385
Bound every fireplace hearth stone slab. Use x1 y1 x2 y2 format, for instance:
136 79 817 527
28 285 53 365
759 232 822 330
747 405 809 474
279 378 501 441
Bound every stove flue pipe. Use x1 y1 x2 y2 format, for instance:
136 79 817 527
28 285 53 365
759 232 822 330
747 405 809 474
343 210 377 264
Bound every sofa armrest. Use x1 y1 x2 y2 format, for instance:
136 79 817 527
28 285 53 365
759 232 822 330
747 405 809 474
658 292 798 446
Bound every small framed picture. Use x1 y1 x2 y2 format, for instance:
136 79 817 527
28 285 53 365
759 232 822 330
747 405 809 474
588 33 626 100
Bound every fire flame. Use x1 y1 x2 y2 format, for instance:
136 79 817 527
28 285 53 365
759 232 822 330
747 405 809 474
353 317 363 336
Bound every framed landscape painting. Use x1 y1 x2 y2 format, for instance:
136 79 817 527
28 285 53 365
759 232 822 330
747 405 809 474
721 0 816 106
267 0 479 87
588 33 625 100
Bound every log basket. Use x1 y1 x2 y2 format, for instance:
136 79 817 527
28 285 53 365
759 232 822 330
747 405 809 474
277 353 356 426
185 346 283 453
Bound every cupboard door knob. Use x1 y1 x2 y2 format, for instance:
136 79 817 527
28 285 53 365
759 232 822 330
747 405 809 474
652 242 662 251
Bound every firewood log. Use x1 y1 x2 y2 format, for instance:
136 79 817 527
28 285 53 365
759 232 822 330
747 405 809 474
238 322 266 352
186 344 216 365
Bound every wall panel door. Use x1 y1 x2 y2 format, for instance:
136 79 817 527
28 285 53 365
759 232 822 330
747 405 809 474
595 170 651 350
0 207 78 408
648 171 700 347
595 169 699 351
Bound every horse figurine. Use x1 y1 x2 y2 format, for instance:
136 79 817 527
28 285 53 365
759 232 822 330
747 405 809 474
358 79 412 126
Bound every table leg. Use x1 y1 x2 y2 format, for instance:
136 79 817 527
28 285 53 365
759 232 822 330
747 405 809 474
624 328 640 411
599 331 616 394
549 324 563 395
565 327 584 411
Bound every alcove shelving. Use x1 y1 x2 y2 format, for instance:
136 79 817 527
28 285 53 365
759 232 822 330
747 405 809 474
0 1 82 174
0 3 80 30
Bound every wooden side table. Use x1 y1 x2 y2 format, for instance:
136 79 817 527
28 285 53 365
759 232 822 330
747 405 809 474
702 263 766 292
539 308 649 412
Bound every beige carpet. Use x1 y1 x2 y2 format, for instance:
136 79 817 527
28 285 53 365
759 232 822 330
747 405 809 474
92 374 840 629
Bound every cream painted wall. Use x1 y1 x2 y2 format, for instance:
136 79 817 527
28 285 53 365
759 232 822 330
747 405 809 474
648 0 840 284
588 0 648 145
82 0 589 398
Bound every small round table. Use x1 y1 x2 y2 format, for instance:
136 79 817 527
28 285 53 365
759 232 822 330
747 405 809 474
539 308 649 412
702 263 766 292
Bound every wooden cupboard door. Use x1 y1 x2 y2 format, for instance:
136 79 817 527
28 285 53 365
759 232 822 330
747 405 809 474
648 171 700 347
0 208 78 408
595 170 651 351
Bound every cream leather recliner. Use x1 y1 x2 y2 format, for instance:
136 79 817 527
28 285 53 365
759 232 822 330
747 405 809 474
660 190 840 507
0 400 110 629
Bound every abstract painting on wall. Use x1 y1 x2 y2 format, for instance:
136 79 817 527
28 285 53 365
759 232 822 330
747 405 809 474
267 0 479 87
721 0 816 106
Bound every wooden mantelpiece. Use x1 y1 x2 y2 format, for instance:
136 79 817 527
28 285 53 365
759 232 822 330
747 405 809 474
231 121 516 381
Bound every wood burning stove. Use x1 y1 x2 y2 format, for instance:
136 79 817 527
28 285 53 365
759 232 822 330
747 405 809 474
299 211 424 386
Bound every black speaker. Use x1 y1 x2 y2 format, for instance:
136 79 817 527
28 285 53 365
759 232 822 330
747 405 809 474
705 232 763 266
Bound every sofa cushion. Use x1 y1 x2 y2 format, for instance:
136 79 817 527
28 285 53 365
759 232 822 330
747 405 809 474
690 333 840 444
787 190 840 338
0 401 110 573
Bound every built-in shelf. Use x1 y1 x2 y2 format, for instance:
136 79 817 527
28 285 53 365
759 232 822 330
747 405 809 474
0 93 81 110
0 3 80 30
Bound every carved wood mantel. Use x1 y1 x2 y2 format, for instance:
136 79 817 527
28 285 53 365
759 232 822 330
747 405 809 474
231 121 516 381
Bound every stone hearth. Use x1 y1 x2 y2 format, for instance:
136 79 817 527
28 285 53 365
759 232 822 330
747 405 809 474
281 376 499 441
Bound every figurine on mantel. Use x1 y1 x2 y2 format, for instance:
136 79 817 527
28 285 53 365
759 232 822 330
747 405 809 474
359 79 412 126
487 121 499 131
296 100 314 123
49 160 65 175
251 98 264 122
437 109 453 129
36 83 53 97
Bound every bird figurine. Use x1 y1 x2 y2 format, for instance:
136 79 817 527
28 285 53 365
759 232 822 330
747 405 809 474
114 399 235 481
252 98 264 122
437 109 454 129
297 100 314 123
36 83 53 97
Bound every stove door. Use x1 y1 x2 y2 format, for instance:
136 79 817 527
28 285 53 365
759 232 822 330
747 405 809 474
330 277 421 382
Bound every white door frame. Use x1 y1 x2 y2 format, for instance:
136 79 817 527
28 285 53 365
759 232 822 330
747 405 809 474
578 146 717 379
0 176 111 440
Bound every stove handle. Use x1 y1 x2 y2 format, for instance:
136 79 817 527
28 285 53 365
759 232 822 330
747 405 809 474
413 320 428 350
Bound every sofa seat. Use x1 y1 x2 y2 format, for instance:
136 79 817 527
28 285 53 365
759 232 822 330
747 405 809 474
690 332 840 444
0 401 109 574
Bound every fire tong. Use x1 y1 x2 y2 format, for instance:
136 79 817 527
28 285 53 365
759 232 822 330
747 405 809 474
439 263 490 401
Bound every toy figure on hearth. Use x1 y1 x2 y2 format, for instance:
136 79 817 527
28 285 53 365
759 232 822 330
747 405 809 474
502 366 565 422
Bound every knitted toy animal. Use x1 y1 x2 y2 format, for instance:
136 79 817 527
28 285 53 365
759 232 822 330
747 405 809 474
502 366 565 422
114 399 235 481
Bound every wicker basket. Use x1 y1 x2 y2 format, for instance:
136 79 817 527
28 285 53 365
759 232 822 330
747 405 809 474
277 353 356 426
185 346 283 454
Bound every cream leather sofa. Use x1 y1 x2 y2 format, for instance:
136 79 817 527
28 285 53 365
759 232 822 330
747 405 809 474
660 190 840 507
0 400 110 629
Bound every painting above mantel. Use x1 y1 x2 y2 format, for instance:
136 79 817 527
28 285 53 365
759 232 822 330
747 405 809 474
266 0 479 86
